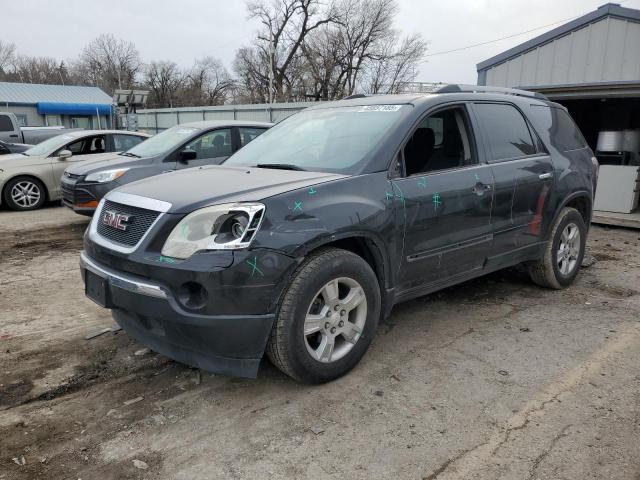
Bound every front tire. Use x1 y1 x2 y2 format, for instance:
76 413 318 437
267 248 381 383
529 207 587 289
3 176 46 211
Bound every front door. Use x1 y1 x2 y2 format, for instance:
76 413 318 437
51 135 107 196
470 102 554 256
176 128 234 169
393 104 495 295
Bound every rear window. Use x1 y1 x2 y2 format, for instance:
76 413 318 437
529 105 587 152
473 103 537 161
0 116 13 132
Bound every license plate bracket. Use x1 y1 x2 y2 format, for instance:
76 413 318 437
85 270 111 308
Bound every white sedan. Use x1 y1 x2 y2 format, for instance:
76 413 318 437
0 130 149 211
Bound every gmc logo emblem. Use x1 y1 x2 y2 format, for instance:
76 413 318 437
102 210 132 231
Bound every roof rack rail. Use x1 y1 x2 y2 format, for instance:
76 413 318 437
435 84 548 100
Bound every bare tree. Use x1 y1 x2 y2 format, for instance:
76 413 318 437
144 61 185 108
0 40 16 75
363 33 427 94
5 55 71 85
235 0 338 102
184 57 235 106
76 34 141 93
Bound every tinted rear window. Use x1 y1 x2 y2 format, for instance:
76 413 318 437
474 103 536 161
0 116 13 132
529 105 587 152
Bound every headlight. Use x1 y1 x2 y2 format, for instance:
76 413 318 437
161 203 265 259
85 168 130 183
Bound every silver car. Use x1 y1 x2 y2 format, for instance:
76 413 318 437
0 130 149 211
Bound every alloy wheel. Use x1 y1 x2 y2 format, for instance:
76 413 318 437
303 277 368 363
556 222 581 275
10 180 41 208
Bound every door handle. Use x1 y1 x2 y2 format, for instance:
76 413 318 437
539 172 553 180
9 134 18 138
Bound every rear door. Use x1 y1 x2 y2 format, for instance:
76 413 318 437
470 102 554 260
176 128 234 169
392 103 495 293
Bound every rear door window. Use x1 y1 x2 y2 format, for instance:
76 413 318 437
529 105 587 152
0 116 14 131
473 103 537 161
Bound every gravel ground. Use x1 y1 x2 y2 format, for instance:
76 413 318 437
1 205 639 480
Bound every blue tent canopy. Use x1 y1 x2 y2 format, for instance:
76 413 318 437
37 102 112 116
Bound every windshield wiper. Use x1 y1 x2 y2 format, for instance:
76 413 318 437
256 163 306 171
119 152 141 158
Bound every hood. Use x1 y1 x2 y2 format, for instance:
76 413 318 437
65 153 150 176
113 165 346 213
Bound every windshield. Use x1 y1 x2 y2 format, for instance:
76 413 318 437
23 133 79 156
126 125 199 157
224 105 410 174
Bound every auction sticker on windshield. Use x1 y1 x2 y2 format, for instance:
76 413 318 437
176 128 198 134
359 105 403 112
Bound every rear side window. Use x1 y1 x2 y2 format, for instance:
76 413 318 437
0 116 13 132
529 105 587 152
474 103 536 161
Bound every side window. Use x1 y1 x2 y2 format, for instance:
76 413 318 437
88 136 106 153
66 138 87 154
239 127 267 147
0 116 13 132
113 134 145 152
473 103 536 161
184 128 232 159
529 105 587 152
64 136 105 155
403 106 475 176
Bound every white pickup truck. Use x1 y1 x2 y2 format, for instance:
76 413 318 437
0 112 81 144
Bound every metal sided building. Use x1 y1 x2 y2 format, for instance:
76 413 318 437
477 2 640 226
0 82 113 129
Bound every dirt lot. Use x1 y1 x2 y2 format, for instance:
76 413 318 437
1 205 639 480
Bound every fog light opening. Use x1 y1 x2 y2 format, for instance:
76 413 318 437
177 282 208 310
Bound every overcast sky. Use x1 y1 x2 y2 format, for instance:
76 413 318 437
2 0 638 85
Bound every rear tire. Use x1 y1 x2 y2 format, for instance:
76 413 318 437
529 207 586 289
267 248 381 383
3 176 46 211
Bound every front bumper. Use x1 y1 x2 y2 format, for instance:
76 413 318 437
80 251 276 378
61 175 113 216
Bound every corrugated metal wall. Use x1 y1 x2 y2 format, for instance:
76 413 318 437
137 102 315 133
483 16 640 87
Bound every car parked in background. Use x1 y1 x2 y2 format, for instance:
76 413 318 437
0 140 31 155
62 120 271 216
0 130 149 211
0 112 81 144
79 85 598 383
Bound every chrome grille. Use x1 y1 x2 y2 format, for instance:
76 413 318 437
96 200 161 247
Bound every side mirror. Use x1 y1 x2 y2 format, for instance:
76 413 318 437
179 149 197 162
58 149 72 160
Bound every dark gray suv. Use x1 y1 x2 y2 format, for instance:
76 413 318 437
80 85 598 383
62 120 271 215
